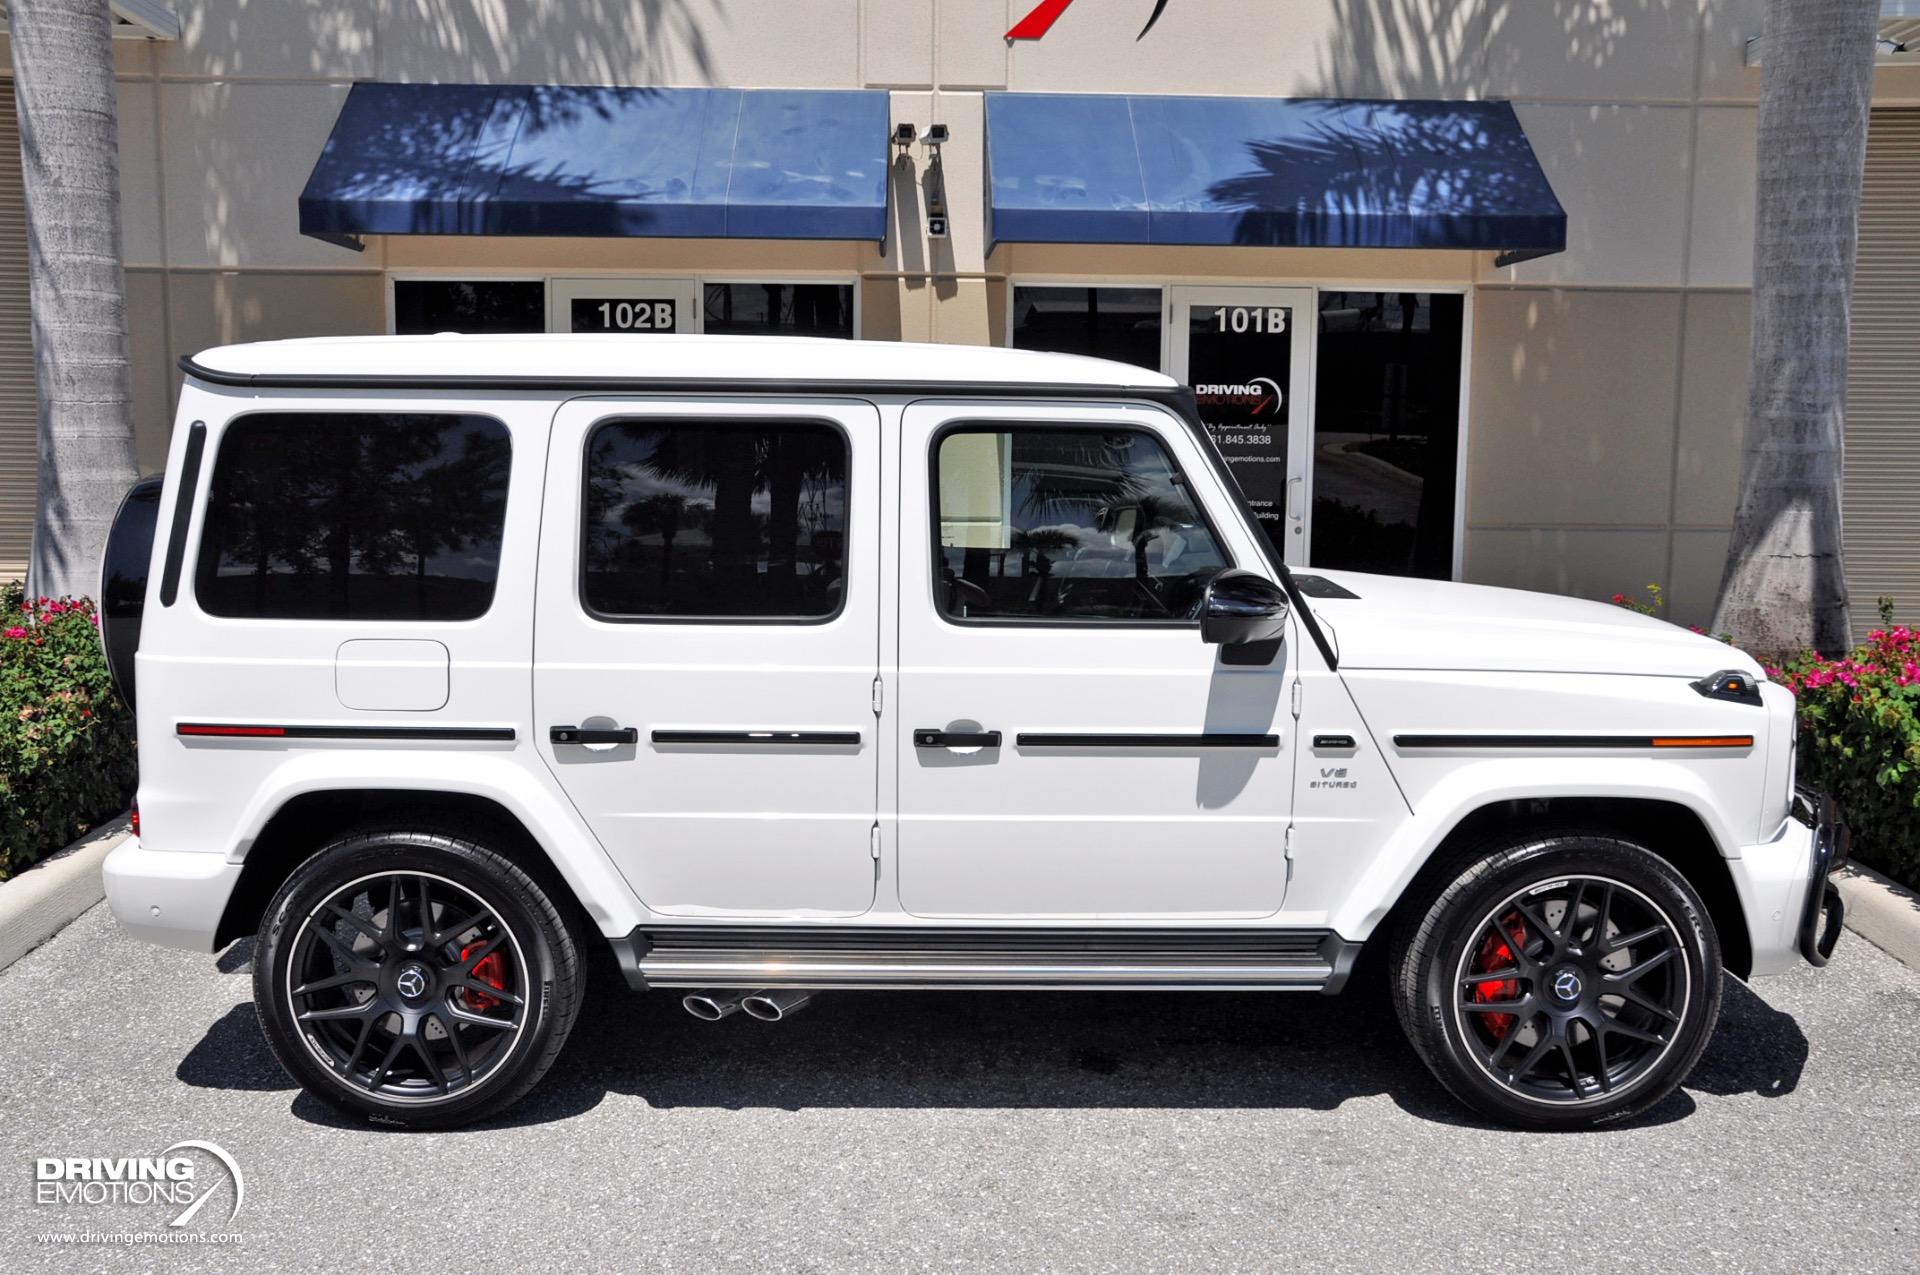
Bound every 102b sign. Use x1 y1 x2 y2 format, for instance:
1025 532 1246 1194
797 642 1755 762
571 298 678 333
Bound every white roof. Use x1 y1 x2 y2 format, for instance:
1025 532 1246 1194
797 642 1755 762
187 334 1181 390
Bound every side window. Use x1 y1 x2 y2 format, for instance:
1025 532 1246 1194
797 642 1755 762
933 426 1227 623
582 420 849 621
194 412 511 621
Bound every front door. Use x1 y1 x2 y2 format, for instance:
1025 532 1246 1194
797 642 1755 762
895 400 1296 919
534 397 881 916
1168 286 1315 565
547 277 700 334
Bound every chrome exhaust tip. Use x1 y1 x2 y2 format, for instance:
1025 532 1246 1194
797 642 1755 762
741 989 815 1022
682 990 745 1021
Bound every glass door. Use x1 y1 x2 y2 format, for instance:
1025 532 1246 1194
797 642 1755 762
1168 287 1315 566
547 277 699 334
1310 292 1465 580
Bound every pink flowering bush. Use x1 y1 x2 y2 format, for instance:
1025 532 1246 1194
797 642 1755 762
1770 598 1920 889
0 580 136 879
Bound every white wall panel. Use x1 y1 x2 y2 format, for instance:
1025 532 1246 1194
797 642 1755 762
1486 0 1702 103
1686 107 1757 287
1492 104 1693 286
159 81 355 269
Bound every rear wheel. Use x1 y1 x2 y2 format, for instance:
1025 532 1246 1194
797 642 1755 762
1391 833 1722 1129
253 829 583 1128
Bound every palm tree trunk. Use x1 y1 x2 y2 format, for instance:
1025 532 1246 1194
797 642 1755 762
7 0 137 601
1711 0 1879 656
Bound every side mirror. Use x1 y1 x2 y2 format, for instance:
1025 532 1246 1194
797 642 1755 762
1200 569 1291 646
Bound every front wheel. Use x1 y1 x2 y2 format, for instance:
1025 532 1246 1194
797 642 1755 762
1391 833 1723 1129
253 829 584 1128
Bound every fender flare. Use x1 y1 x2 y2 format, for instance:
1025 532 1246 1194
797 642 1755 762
1328 759 1741 942
223 749 648 937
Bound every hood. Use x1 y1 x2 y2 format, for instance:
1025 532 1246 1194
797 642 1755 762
1296 570 1764 679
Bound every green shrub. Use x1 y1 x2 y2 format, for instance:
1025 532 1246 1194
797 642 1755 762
0 580 137 880
1771 598 1920 891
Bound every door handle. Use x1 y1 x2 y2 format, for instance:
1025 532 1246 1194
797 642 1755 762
914 729 1002 748
550 725 638 746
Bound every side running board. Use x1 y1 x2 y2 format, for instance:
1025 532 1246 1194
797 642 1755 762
611 926 1360 993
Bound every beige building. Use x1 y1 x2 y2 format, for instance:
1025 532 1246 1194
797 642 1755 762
1 1 1917 629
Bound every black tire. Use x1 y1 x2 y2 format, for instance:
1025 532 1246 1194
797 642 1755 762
253 828 584 1129
1390 832 1722 1130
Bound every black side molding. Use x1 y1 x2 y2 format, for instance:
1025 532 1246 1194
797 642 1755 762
1017 733 1280 748
157 422 205 607
654 729 862 745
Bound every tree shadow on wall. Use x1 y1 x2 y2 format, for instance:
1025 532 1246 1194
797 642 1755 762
1198 0 1682 247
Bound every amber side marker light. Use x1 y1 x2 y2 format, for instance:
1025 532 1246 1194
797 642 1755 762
1651 735 1754 748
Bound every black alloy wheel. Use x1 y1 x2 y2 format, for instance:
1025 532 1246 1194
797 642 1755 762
285 870 529 1102
1452 875 1689 1104
1392 833 1723 1130
254 829 583 1128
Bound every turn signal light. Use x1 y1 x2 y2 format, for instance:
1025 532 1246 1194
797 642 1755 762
1691 669 1764 706
1651 735 1754 749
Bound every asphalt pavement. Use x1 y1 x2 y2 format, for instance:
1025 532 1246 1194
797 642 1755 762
1 904 1915 1274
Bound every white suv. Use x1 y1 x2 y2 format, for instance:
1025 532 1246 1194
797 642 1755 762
99 334 1846 1130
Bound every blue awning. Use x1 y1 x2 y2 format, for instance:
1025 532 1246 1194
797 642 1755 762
299 84 889 243
985 94 1566 261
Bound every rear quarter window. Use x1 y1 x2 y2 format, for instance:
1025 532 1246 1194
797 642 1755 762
193 411 511 621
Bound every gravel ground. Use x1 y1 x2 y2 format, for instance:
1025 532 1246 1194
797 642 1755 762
0 904 1915 1274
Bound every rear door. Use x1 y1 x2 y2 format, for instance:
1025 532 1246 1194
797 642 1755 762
534 396 881 917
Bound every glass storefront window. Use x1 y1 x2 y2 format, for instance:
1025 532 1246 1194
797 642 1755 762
394 278 856 338
702 283 854 339
1011 286 1163 371
1311 292 1463 580
393 280 545 334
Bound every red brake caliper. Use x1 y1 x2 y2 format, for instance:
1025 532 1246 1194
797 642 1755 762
1471 914 1525 1039
459 940 508 1013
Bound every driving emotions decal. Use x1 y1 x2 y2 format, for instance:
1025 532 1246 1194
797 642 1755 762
1007 0 1171 41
